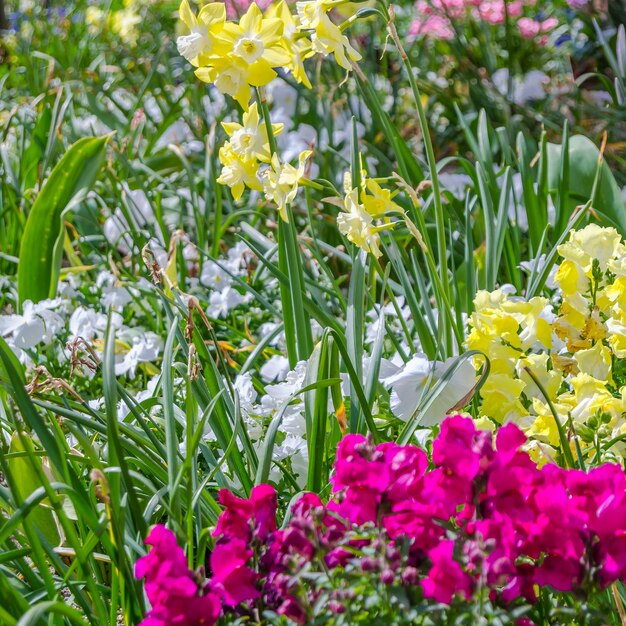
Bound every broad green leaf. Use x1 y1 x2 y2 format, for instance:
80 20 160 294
7 433 60 547
547 135 626 236
17 135 109 308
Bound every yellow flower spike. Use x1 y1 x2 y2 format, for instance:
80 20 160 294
217 142 263 200
263 150 312 222
176 0 226 66
221 103 283 163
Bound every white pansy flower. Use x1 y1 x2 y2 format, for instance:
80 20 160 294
260 355 290 383
206 286 251 318
382 354 476 426
0 300 65 350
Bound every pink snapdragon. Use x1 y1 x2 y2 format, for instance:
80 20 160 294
138 416 626 623
135 525 220 626
409 0 560 42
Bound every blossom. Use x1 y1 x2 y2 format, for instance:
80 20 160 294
262 150 312 221
309 12 361 71
221 102 283 162
337 188 383 257
195 2 292 108
176 0 226 65
136 525 220 626
214 484 277 542
217 143 263 200
0 299 64 350
382 354 476 426
422 540 472 604
210 539 259 606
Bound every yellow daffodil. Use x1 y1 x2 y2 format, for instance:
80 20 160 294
217 143 263 200
310 12 361 71
196 57 255 110
361 179 403 216
263 150 312 222
221 102 283 163
337 188 385 258
267 0 313 87
215 3 291 84
176 0 226 66
296 0 329 29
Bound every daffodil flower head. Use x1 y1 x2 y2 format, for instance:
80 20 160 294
310 12 361 71
337 188 384 258
296 0 330 29
196 57 252 110
362 178 403 217
216 3 291 83
267 0 313 87
221 102 283 163
263 150 312 222
217 142 263 201
177 0 226 66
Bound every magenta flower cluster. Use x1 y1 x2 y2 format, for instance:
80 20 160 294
408 0 558 42
136 416 626 625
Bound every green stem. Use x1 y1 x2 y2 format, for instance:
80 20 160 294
255 87 312 365
385 4 452 355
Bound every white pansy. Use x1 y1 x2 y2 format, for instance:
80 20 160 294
382 354 476 426
96 272 133 309
69 306 122 341
206 286 251 318
114 331 163 378
0 300 65 350
200 260 232 292
260 355 290 383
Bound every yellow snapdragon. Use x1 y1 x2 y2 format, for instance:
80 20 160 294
468 225 626 461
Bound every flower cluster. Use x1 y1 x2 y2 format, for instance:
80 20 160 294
467 225 626 463
137 416 626 624
176 0 360 110
177 0 363 218
409 0 559 43
336 172 404 258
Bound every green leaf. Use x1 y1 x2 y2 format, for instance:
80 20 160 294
17 135 109 308
547 135 626 236
6 433 60 547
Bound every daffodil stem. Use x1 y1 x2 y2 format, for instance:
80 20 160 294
255 87 278 156
385 4 452 356
255 87 312 365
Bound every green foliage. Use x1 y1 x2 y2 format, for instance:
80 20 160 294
17 135 109 307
